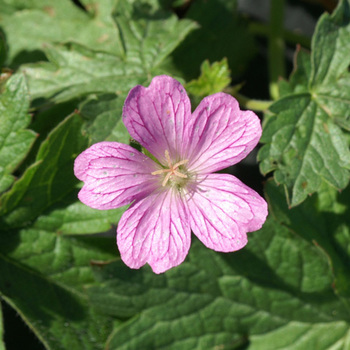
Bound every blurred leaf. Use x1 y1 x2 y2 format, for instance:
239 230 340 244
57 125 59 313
0 113 88 229
0 0 122 65
21 1 197 104
79 93 129 144
0 73 37 193
259 0 350 206
171 0 255 80
0 302 4 350
186 58 231 97
86 211 348 349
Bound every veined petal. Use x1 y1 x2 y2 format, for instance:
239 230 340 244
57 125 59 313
185 93 262 173
117 189 191 274
186 174 268 252
74 142 160 210
122 75 191 164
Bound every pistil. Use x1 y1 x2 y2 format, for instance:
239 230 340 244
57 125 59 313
151 150 189 186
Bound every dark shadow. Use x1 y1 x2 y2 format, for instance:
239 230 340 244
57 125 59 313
0 256 88 325
0 229 21 256
0 27 7 68
10 50 47 69
71 0 87 12
2 301 46 350
17 98 84 174
171 0 255 81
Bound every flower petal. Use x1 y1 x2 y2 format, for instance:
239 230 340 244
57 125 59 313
185 93 262 173
186 174 268 252
117 189 191 274
122 75 192 164
74 142 160 209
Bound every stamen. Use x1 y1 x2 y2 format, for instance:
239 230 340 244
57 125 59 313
162 171 173 187
165 150 172 168
173 159 188 168
151 169 166 175
173 170 187 178
151 150 189 187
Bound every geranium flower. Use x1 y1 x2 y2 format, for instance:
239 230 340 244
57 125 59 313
74 75 268 273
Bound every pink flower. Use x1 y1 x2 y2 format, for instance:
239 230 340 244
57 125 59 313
74 75 268 273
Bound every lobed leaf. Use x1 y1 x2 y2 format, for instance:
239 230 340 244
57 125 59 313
21 1 197 104
21 43 146 104
0 74 37 193
259 0 350 206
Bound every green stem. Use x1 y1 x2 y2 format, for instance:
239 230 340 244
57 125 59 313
235 93 272 112
269 0 286 100
225 88 272 112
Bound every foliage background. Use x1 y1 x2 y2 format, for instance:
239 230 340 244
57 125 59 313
0 0 349 349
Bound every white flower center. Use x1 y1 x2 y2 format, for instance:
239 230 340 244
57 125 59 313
151 150 189 187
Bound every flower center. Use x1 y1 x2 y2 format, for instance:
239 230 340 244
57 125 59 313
151 150 189 187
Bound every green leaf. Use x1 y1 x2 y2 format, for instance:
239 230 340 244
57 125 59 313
259 0 350 206
0 0 123 65
0 229 117 292
114 1 197 71
86 214 348 349
79 93 129 144
22 43 145 104
21 1 197 104
259 94 349 206
0 186 120 349
265 180 350 306
0 113 88 228
250 322 350 350
34 194 125 236
186 59 231 97
0 302 4 350
0 228 117 350
278 47 312 97
0 74 37 193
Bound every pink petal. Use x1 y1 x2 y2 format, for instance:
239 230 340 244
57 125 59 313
117 189 191 274
185 93 262 173
74 142 160 210
186 174 268 252
122 75 192 164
